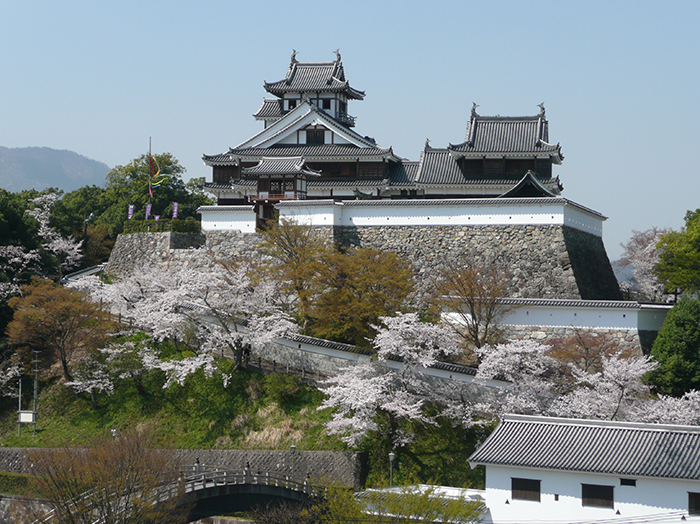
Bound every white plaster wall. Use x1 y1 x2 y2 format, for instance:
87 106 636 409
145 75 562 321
199 206 256 233
485 465 700 523
563 203 604 236
278 201 340 226
277 200 605 236
501 305 640 330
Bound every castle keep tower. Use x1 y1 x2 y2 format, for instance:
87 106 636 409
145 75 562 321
197 51 621 301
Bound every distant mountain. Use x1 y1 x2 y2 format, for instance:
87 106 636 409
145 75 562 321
0 147 110 193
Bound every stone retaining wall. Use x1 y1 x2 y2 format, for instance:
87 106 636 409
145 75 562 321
501 325 644 355
333 224 621 301
106 222 621 302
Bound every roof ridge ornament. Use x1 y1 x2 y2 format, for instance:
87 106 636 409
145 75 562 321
537 102 546 118
291 49 298 64
424 138 431 149
334 49 341 61
471 102 480 119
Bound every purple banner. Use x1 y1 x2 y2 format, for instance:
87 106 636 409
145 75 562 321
154 215 160 221
128 204 135 220
145 203 152 220
172 202 179 219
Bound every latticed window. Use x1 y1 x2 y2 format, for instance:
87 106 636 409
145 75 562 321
512 478 540 502
582 484 614 508
307 129 325 145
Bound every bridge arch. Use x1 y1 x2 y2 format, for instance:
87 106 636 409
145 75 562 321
181 466 322 522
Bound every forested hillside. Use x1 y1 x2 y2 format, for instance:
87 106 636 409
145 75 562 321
0 147 110 192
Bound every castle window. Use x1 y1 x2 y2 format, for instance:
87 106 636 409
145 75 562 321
307 129 325 145
690 492 700 515
512 478 540 502
322 99 331 110
582 484 614 509
288 99 297 110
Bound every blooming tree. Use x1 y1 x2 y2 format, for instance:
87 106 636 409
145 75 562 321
619 227 671 302
79 257 297 387
66 356 114 408
26 193 83 278
550 352 658 420
320 313 475 446
0 245 42 299
475 340 564 415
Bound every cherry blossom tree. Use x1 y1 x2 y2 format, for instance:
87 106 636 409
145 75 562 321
619 227 671 302
0 245 42 299
549 352 658 420
633 390 700 425
319 313 474 446
475 340 564 416
475 341 674 423
26 193 83 278
79 257 297 387
66 356 114 408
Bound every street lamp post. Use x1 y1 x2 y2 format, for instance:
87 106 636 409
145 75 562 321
389 452 395 487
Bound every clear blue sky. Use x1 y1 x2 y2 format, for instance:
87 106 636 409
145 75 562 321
2 0 699 260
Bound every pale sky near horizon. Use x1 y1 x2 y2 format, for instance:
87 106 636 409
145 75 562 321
2 1 699 260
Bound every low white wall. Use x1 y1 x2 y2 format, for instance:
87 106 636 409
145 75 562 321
486 464 698 523
198 198 606 236
278 198 605 236
198 206 256 234
447 301 670 332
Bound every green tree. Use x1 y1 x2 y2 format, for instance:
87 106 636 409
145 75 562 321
258 217 327 322
656 209 700 292
96 153 212 237
647 297 700 396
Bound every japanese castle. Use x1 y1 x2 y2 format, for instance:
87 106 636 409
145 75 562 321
202 50 565 228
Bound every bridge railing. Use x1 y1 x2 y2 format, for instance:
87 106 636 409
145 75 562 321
32 465 325 523
185 464 324 498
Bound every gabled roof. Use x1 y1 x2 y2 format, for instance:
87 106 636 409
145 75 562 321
449 105 564 163
469 414 700 480
264 50 365 100
499 170 560 197
234 100 380 150
241 157 322 177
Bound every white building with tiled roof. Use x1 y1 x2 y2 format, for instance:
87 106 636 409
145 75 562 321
469 414 700 523
201 51 569 229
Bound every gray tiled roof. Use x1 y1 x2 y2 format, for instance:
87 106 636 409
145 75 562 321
387 161 419 186
308 178 388 188
264 53 365 100
469 414 700 480
449 113 563 161
241 157 321 177
499 298 642 309
415 149 465 185
204 144 394 165
253 99 284 120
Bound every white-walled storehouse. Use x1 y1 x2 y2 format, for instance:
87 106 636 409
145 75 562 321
469 414 700 523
